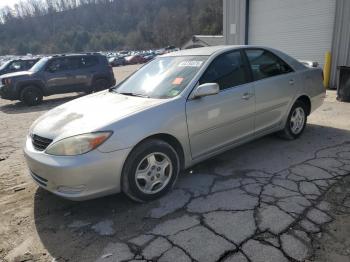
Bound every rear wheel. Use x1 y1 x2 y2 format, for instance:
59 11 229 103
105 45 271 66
20 86 43 106
93 78 109 92
122 139 180 202
278 101 307 140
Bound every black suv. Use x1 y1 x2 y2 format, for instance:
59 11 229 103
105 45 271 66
0 58 40 76
0 53 116 105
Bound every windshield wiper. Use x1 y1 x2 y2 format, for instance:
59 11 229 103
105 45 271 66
117 92 150 98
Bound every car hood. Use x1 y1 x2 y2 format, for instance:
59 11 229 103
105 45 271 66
31 91 168 140
1 71 33 78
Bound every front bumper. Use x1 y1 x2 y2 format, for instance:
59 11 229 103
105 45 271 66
24 136 131 201
0 84 17 100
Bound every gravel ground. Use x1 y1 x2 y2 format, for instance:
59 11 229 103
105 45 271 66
0 65 350 262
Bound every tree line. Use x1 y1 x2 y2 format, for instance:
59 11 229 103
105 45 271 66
0 0 223 55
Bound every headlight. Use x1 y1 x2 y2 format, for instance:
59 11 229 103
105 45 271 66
45 132 112 156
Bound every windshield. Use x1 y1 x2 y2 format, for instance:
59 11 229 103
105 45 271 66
114 56 208 98
29 57 49 72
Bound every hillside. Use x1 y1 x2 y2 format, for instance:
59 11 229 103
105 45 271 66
0 0 223 55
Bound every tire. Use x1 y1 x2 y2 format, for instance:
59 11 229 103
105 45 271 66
20 86 43 106
278 100 308 140
122 139 180 202
92 78 109 92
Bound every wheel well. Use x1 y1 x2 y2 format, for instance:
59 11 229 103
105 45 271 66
137 134 185 170
296 95 311 115
18 83 43 96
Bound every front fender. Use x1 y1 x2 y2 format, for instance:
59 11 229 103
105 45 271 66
16 79 47 96
97 98 192 167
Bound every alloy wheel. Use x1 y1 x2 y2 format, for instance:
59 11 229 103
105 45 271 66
135 152 173 194
290 107 305 135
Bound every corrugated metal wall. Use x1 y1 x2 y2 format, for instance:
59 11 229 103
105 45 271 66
330 0 350 88
224 0 349 89
248 0 336 66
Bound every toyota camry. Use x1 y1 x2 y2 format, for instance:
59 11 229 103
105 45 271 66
24 46 325 202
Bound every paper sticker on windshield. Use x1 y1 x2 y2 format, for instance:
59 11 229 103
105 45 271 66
172 77 184 85
169 89 180 96
178 61 203 67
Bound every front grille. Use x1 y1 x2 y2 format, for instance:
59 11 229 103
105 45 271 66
32 134 53 151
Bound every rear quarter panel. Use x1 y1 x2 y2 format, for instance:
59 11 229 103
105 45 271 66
299 67 325 113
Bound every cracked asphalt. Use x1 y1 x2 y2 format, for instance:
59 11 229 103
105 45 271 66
1 65 350 262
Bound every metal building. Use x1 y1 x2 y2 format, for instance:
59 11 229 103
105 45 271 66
223 0 350 88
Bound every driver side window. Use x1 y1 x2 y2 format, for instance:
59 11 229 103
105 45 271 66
199 51 249 90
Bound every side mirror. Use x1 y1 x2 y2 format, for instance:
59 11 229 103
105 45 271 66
193 83 219 98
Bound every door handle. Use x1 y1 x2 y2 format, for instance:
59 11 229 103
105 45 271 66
289 79 295 85
242 93 253 100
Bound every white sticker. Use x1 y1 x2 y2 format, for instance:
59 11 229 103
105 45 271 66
178 61 203 68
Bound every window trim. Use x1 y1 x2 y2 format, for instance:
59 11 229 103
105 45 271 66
198 49 253 92
45 58 68 73
242 48 294 82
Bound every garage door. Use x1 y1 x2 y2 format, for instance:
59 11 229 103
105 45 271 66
248 0 336 66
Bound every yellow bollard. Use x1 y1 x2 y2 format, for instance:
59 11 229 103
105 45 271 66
323 51 331 89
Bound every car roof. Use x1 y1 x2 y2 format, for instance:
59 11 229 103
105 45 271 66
161 45 306 71
161 45 244 57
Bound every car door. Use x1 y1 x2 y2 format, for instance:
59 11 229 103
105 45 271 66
44 58 75 94
77 56 99 90
63 56 92 92
244 49 297 135
186 50 255 160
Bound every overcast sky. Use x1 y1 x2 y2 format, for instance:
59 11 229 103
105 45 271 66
0 0 21 9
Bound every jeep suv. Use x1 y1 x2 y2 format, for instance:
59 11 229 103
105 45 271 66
0 53 116 105
0 58 40 76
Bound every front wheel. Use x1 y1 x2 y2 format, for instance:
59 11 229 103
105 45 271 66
278 101 307 140
122 139 180 202
20 86 43 106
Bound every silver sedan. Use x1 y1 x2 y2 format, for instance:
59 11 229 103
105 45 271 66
24 46 325 202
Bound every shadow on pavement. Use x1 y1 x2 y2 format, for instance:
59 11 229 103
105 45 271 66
33 123 350 261
0 93 83 114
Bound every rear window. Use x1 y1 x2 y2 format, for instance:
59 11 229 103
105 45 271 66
81 56 99 67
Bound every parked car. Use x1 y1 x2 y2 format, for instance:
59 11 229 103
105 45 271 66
143 54 156 62
0 53 115 105
124 55 147 65
0 58 40 76
108 56 125 67
24 46 325 202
